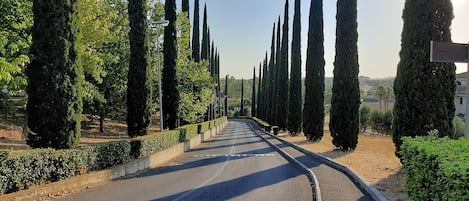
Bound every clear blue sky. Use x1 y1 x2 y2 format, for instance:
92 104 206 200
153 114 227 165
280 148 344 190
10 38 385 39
180 0 469 79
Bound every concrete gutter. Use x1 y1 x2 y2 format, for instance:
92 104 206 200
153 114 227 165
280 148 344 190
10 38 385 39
0 121 228 201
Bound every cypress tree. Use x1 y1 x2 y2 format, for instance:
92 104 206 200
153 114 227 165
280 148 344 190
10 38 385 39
127 0 151 137
278 0 290 130
201 4 209 61
393 0 456 154
225 74 228 116
257 62 263 118
210 41 215 76
182 0 189 14
252 67 256 117
287 0 302 135
217 51 221 117
303 0 325 141
262 55 268 120
330 0 360 150
191 0 200 61
240 78 244 116
27 0 82 149
266 23 275 123
272 17 282 125
162 0 179 129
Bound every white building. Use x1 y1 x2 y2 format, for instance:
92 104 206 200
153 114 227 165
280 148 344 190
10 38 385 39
455 72 467 117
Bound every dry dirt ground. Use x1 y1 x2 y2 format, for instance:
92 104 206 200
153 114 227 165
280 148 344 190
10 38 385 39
0 114 162 149
279 128 408 201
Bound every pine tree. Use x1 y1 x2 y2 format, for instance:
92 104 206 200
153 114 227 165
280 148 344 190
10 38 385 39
303 0 325 141
27 0 82 149
330 0 360 150
278 0 290 130
240 78 244 116
252 67 256 117
287 0 302 135
201 4 209 61
162 0 179 129
393 0 456 155
126 0 152 137
191 0 200 61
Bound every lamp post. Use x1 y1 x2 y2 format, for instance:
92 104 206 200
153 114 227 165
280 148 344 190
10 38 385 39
152 20 169 132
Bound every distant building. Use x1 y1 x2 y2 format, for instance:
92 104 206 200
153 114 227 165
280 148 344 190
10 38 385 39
455 72 467 117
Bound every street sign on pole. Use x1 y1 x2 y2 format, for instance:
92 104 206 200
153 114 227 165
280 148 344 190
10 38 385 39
430 41 468 63
430 40 469 140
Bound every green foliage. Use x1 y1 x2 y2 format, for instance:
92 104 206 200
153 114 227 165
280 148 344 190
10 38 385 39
162 0 180 130
369 110 393 135
127 0 152 137
130 130 180 158
252 117 272 132
176 12 214 124
329 0 360 150
287 0 302 135
0 141 131 194
0 0 32 93
452 116 465 139
0 93 16 117
179 124 198 140
200 4 209 61
303 0 325 142
400 135 469 200
277 0 289 130
393 0 456 156
240 79 244 116
359 106 370 133
191 0 200 61
251 67 256 117
27 0 82 149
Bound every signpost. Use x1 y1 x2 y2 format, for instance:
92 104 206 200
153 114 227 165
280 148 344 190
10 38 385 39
430 41 469 140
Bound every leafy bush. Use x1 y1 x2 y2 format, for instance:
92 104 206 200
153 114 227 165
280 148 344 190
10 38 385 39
179 124 198 140
359 106 370 132
252 117 272 132
0 141 132 194
130 130 181 158
369 109 393 135
400 134 469 200
452 116 465 139
0 93 15 117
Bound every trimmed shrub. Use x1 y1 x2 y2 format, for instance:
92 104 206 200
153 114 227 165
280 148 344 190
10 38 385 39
400 133 469 200
130 130 181 158
179 124 198 140
86 141 131 170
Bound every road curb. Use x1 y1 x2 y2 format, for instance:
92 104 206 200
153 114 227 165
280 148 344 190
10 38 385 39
266 128 388 201
0 121 229 201
246 121 321 201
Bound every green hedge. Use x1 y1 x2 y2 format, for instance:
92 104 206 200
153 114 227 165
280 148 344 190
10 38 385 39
400 133 469 200
0 117 228 195
252 117 272 132
130 130 181 158
0 141 131 194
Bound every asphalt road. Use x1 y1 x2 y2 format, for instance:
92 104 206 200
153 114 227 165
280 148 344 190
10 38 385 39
55 120 313 201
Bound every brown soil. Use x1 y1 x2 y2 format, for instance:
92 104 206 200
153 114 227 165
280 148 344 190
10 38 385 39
0 114 162 149
279 128 408 201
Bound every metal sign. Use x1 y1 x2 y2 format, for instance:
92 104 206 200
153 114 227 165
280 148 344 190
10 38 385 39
430 41 468 63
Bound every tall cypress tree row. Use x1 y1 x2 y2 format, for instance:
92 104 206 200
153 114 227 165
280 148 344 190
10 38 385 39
127 0 151 137
252 67 256 117
162 0 179 129
330 0 360 150
267 23 276 123
217 51 222 117
225 74 228 116
182 0 189 14
27 0 82 148
273 17 282 125
263 54 268 120
240 78 244 116
201 4 209 61
191 0 200 61
303 0 325 141
393 0 456 154
257 62 263 118
278 0 289 130
287 0 302 134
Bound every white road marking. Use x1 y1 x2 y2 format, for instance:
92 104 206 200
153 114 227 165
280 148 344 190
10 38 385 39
190 154 276 158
